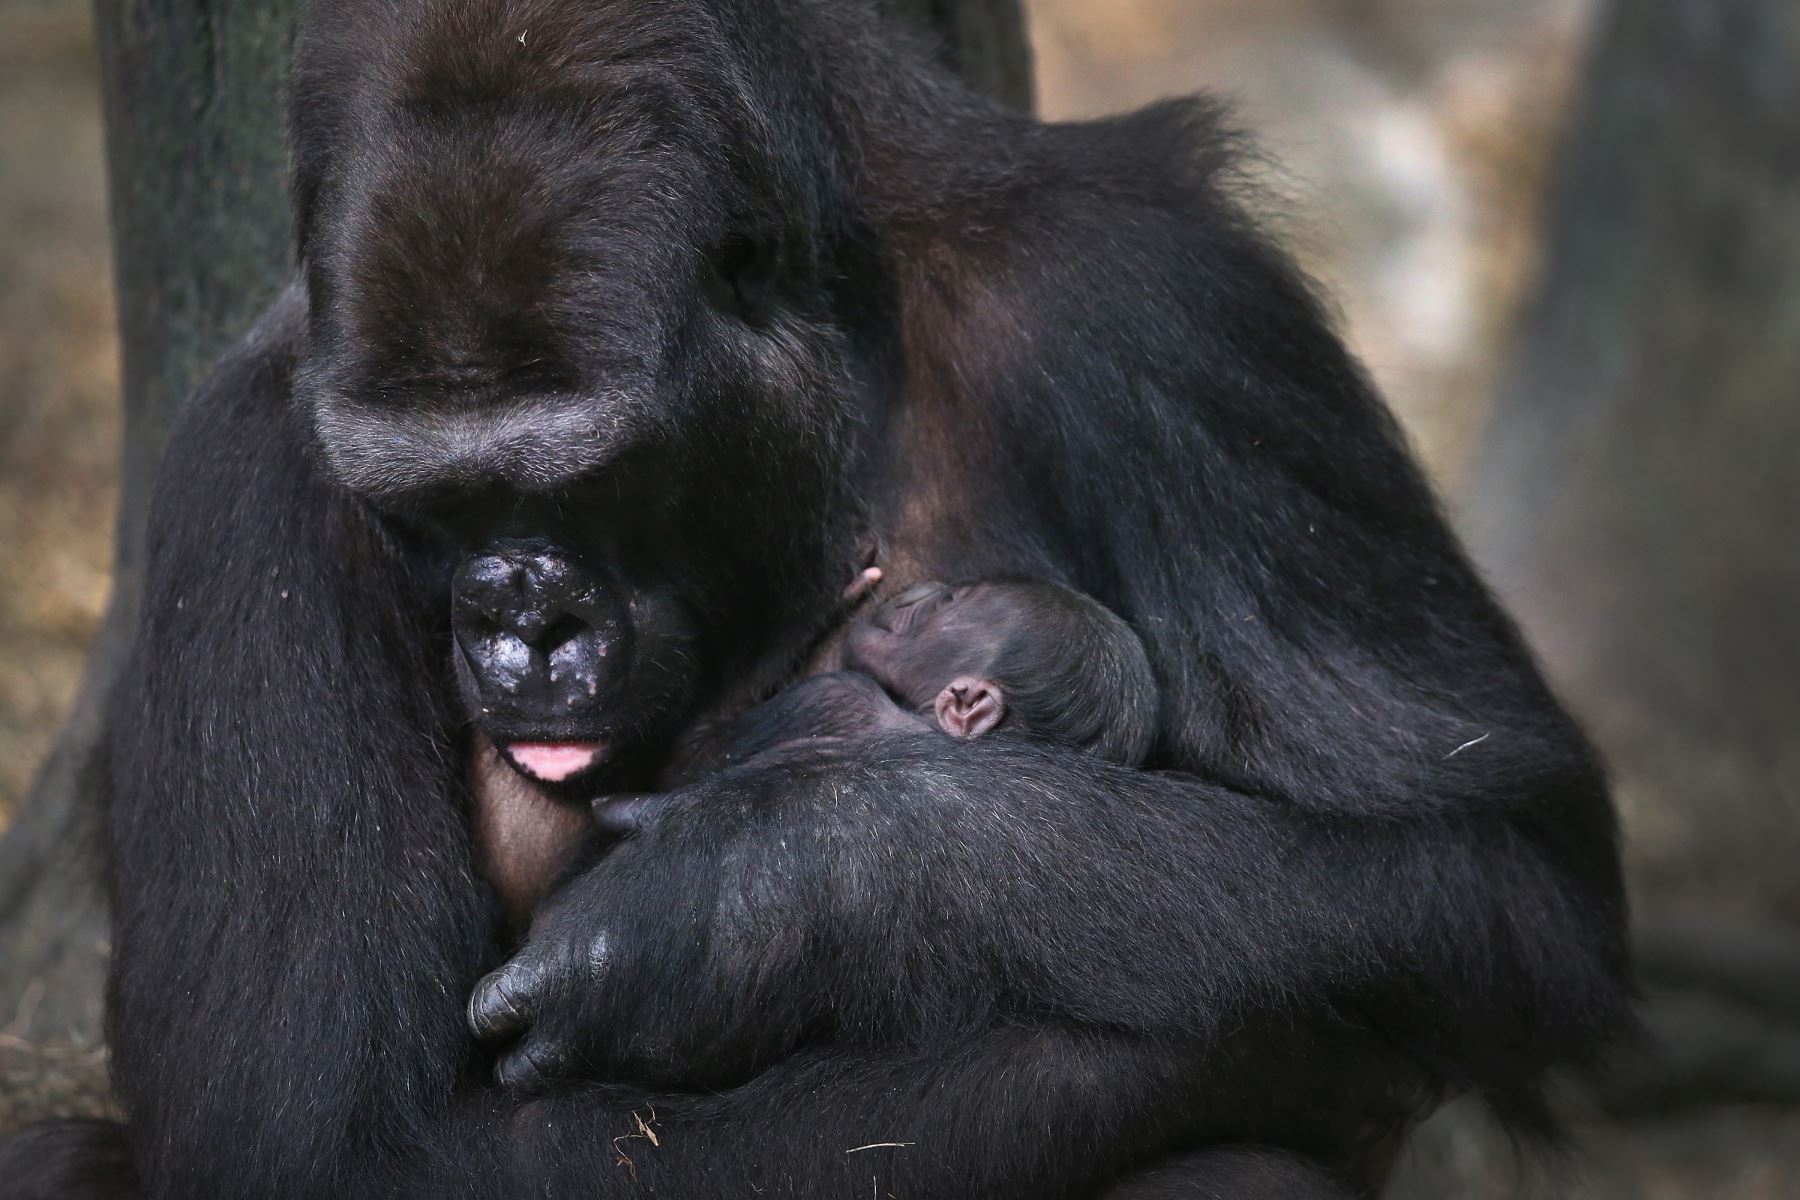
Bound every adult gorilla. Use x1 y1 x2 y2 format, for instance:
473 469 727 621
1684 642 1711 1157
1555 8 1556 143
62 0 1632 1195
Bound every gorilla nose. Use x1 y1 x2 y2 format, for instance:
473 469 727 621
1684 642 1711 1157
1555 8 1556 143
457 551 584 648
452 544 633 734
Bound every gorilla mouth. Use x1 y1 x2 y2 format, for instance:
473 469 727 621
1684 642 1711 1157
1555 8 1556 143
502 740 610 783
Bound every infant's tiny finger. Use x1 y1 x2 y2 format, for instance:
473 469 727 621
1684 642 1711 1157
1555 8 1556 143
843 566 882 602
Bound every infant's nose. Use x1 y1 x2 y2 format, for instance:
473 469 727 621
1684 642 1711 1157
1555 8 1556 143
892 582 946 607
871 581 948 631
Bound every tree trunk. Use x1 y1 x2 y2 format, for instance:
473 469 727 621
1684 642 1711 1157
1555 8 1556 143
0 0 1030 1116
0 0 300 1083
1464 0 1800 1110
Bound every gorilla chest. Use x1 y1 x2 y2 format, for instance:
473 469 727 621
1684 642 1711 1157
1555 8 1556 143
468 733 593 933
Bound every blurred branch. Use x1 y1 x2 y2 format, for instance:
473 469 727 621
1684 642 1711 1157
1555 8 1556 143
1637 921 1800 1020
99 0 301 580
1583 922 1800 1114
1600 989 1800 1114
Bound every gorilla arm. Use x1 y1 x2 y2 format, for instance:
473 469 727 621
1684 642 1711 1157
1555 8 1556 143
472 734 1623 1165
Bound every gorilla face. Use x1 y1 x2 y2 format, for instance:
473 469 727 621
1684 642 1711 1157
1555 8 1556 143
287 1 892 782
448 540 700 785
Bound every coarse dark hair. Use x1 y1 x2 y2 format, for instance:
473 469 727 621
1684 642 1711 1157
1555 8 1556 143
985 579 1158 766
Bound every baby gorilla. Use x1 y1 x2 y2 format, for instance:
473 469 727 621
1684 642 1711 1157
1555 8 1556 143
644 578 1158 810
850 579 1156 762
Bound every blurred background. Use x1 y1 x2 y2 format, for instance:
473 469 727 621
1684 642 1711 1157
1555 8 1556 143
2 0 1795 1194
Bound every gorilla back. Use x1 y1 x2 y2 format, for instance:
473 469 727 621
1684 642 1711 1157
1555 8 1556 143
73 0 1638 1196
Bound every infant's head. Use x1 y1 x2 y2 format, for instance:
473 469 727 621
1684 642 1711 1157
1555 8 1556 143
844 579 1156 766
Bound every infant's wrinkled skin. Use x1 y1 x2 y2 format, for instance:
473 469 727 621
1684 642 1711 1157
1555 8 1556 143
699 580 1026 767
845 580 1014 710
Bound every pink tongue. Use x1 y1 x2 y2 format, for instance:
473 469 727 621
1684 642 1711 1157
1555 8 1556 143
508 741 604 782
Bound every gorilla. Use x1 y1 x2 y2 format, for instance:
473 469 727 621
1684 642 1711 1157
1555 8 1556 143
16 0 1632 1196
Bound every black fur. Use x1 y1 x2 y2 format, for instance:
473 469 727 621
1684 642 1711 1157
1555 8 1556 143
71 0 1631 1196
1100 1147 1355 1199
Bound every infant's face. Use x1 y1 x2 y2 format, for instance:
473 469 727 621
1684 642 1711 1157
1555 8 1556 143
844 581 1018 710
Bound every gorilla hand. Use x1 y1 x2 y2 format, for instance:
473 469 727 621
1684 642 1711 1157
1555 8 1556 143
467 782 832 1093
469 740 1084 1095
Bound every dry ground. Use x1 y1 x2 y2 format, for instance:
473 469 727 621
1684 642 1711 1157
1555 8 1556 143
0 2 119 827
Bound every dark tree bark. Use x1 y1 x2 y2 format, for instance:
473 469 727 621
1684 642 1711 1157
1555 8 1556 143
0 0 1029 1113
0 0 300 1072
1465 0 1800 1110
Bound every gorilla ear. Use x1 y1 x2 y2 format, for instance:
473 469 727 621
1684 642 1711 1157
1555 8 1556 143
934 677 1005 739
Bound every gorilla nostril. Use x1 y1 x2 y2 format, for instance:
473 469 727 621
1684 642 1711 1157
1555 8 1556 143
452 544 635 720
541 614 590 653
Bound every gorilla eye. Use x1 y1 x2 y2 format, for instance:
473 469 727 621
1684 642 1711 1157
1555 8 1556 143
704 233 778 323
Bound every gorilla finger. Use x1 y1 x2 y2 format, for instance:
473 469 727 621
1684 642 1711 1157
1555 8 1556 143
496 1037 575 1092
468 962 542 1041
592 792 668 839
